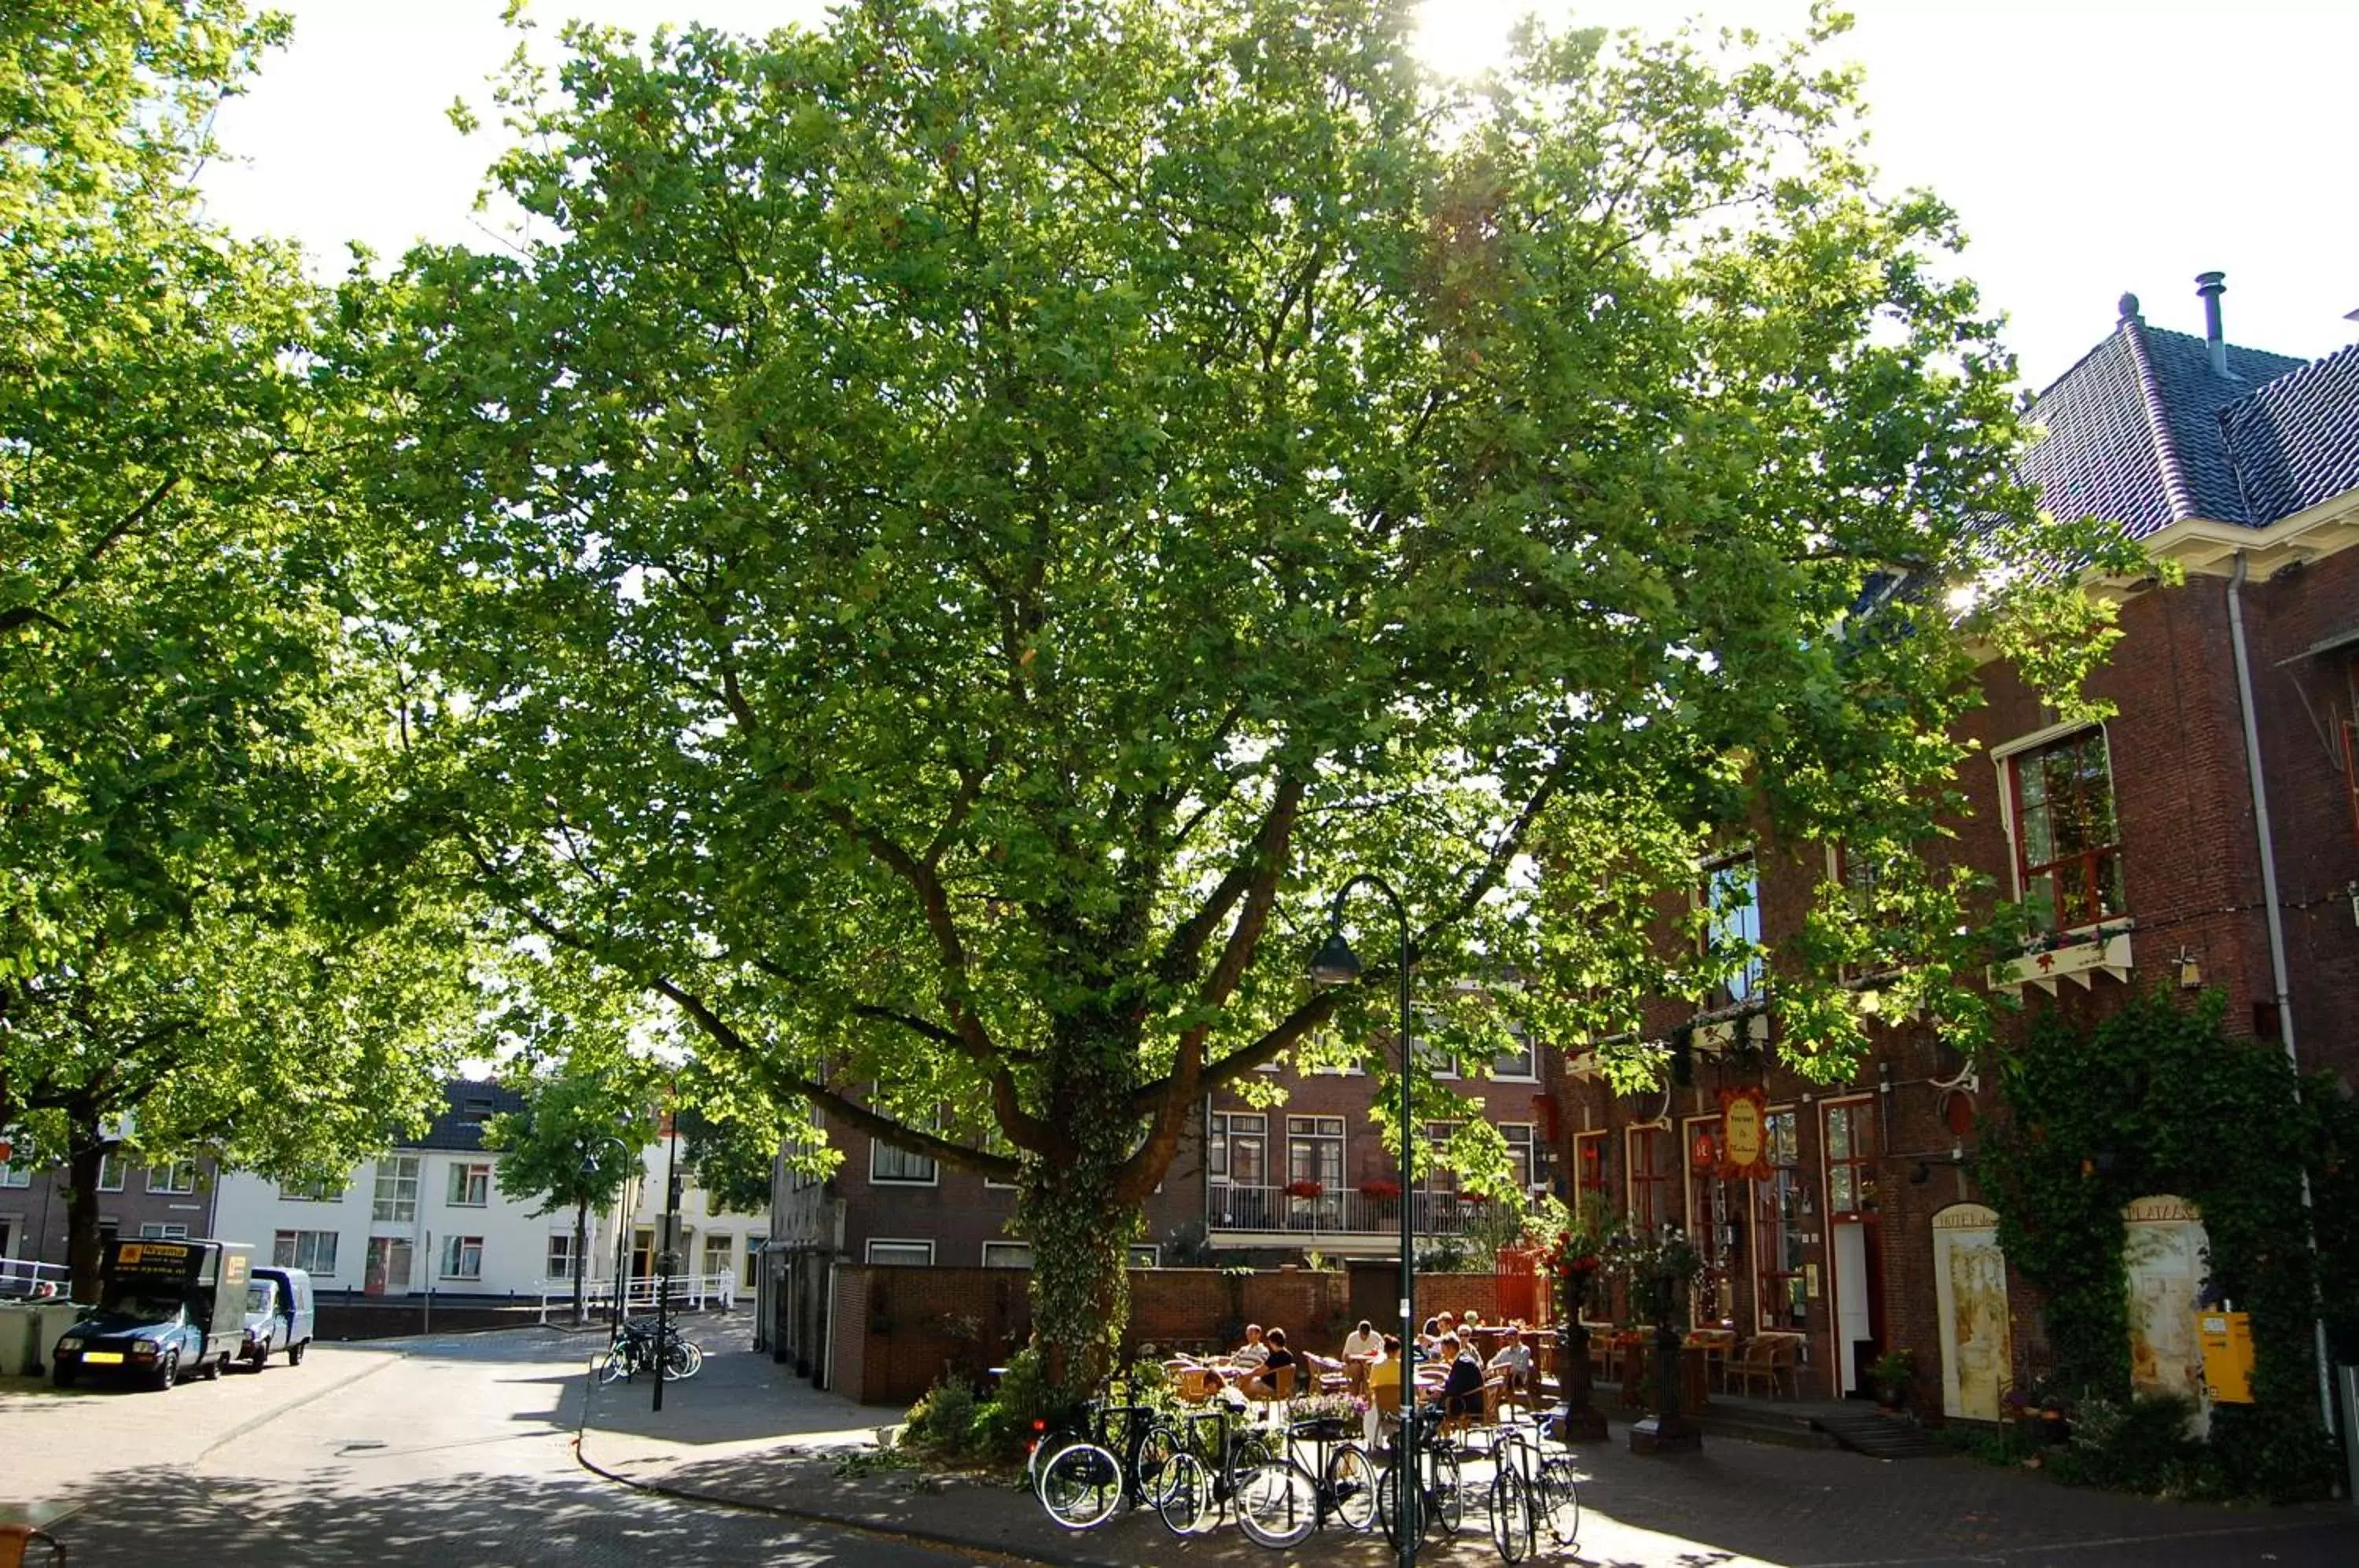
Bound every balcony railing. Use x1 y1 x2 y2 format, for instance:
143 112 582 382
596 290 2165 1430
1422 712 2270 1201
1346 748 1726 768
1206 1183 1489 1237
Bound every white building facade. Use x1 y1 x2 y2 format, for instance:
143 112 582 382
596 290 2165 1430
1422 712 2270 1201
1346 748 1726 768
210 1082 766 1308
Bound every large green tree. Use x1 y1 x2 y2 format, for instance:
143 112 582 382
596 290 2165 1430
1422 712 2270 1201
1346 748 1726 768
1 1 471 1293
355 0 2125 1382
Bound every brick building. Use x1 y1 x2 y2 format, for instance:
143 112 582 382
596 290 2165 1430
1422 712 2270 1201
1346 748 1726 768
1548 277 2359 1415
1 1132 221 1290
764 1040 1553 1385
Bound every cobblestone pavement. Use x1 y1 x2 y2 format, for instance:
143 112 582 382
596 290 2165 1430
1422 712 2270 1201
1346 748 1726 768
582 1340 2359 1568
0 1319 968 1567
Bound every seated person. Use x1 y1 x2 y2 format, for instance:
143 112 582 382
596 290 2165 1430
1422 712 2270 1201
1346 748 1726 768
1341 1318 1383 1360
1487 1325 1533 1398
1232 1323 1269 1368
1461 1308 1485 1332
1247 1326 1297 1398
1431 1333 1487 1422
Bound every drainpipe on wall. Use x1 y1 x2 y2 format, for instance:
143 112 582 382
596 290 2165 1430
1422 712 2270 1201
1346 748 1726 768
2225 550 2338 1433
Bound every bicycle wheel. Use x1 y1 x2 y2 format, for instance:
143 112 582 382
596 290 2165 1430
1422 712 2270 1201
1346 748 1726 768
1038 1441 1123 1531
1325 1442 1380 1533
1026 1426 1081 1494
599 1342 634 1384
1132 1419 1183 1508
1536 1456 1581 1548
1489 1464 1535 1563
1157 1451 1216 1537
678 1341 705 1377
1428 1445 1464 1536
1374 1459 1422 1551
1234 1457 1319 1550
661 1340 694 1381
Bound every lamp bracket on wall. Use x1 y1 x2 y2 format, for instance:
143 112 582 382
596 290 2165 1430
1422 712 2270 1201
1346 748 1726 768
1928 1062 1980 1096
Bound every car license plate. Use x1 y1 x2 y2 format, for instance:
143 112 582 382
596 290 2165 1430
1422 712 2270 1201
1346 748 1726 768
82 1351 125 1364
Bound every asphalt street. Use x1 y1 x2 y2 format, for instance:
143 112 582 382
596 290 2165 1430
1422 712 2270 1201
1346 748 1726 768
0 1329 969 1568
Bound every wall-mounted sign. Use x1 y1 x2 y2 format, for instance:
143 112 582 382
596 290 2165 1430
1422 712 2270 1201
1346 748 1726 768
1717 1086 1771 1180
1690 1130 1719 1169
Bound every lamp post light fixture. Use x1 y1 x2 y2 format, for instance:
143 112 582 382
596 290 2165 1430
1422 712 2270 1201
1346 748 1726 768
1308 871 1417 1568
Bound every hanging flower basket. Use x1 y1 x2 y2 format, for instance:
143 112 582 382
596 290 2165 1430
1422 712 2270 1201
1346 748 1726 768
1357 1179 1402 1202
1284 1179 1327 1200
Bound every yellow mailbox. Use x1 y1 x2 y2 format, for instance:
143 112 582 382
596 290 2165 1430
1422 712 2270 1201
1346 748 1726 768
2197 1311 2254 1404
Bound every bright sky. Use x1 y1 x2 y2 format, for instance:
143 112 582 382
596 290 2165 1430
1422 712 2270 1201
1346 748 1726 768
197 0 2359 392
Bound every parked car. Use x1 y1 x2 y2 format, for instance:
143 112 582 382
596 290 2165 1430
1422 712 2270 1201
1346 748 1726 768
238 1276 289 1371
248 1264 315 1367
50 1238 251 1389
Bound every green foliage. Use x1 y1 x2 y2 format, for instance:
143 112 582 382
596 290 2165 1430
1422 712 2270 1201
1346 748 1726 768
1 0 473 1292
901 1377 981 1459
349 0 2125 1383
1978 987 2338 1500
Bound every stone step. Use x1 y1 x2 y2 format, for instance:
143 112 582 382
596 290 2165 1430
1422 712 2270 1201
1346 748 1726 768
1812 1408 1947 1459
1691 1405 1837 1451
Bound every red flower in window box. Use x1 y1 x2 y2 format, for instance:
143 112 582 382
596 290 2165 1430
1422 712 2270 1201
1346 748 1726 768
1357 1179 1402 1202
1284 1179 1326 1199
1460 1191 1491 1206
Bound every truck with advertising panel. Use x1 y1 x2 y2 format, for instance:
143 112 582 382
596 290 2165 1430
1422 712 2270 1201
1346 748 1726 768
50 1238 252 1389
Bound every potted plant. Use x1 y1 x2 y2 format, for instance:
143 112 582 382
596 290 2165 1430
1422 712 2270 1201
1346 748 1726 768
1871 1348 1915 1412
1288 1393 1367 1441
1283 1178 1326 1200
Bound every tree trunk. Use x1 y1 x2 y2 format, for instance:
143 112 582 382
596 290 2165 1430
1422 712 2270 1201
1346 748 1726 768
574 1196 590 1327
1016 1009 1144 1394
65 1116 109 1303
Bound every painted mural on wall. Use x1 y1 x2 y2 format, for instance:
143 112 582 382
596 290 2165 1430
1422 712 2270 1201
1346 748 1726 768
1931 1202 2011 1422
2122 1194 2207 1404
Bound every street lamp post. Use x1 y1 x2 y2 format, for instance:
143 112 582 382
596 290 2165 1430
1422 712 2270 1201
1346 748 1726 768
1309 872 1417 1568
653 1087 682 1415
576 1133 632 1334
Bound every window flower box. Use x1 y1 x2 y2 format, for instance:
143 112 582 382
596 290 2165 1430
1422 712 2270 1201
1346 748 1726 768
1989 922 2134 995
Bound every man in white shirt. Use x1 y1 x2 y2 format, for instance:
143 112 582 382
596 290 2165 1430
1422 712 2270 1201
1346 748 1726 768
1488 1325 1534 1403
1341 1319 1382 1360
1232 1323 1270 1367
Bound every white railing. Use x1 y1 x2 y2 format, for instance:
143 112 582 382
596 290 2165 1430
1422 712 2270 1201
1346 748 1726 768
1205 1183 1491 1238
537 1271 736 1325
0 1257 70 1298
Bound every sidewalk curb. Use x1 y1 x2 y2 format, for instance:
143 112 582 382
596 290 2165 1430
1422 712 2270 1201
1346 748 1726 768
197 1349 403 1463
569 1364 1110 1568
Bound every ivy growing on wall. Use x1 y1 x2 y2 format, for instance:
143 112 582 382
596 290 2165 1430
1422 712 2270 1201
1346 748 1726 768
1977 987 2350 1500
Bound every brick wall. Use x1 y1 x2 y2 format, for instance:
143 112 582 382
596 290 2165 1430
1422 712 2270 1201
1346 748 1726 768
827 1262 1535 1407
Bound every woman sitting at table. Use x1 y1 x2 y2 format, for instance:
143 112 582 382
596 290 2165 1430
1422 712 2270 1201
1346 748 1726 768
1245 1326 1297 1398
1342 1319 1382 1360
1431 1333 1487 1422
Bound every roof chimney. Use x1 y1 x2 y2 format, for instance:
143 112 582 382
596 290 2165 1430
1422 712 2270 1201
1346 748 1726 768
2195 271 2228 376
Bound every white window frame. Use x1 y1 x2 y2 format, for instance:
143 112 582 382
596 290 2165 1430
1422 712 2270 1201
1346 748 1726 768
742 1242 761 1289
1127 1244 1160 1269
146 1160 199 1195
447 1162 492 1208
701 1232 734 1280
0 1128 31 1187
1500 1123 1537 1191
97 1154 126 1192
870 1138 940 1187
1489 1029 1538 1082
374 1154 421 1222
981 1241 1034 1268
865 1239 934 1267
274 1228 339 1276
1993 721 2125 935
1209 1112 1268 1188
546 1232 578 1282
1698 851 1765 1006
440 1234 484 1281
138 1222 190 1240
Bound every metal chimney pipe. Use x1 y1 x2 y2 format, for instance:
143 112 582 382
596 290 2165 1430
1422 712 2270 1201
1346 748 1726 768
2195 271 2228 376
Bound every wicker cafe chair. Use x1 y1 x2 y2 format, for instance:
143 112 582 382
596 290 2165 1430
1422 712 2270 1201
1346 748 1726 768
1729 1333 1802 1399
0 1526 65 1566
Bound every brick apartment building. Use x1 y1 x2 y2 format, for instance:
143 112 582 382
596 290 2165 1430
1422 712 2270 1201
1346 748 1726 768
0 1134 221 1286
1549 276 2359 1415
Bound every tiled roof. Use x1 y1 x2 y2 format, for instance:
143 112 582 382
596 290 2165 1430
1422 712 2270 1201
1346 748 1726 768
410 1079 528 1153
2022 311 2306 537
2219 340 2359 524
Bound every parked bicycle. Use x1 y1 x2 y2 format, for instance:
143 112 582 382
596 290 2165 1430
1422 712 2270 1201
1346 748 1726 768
1374 1404 1465 1553
1485 1414 1580 1562
600 1316 703 1384
1230 1408 1380 1549
1156 1404 1277 1537
1031 1381 1182 1530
